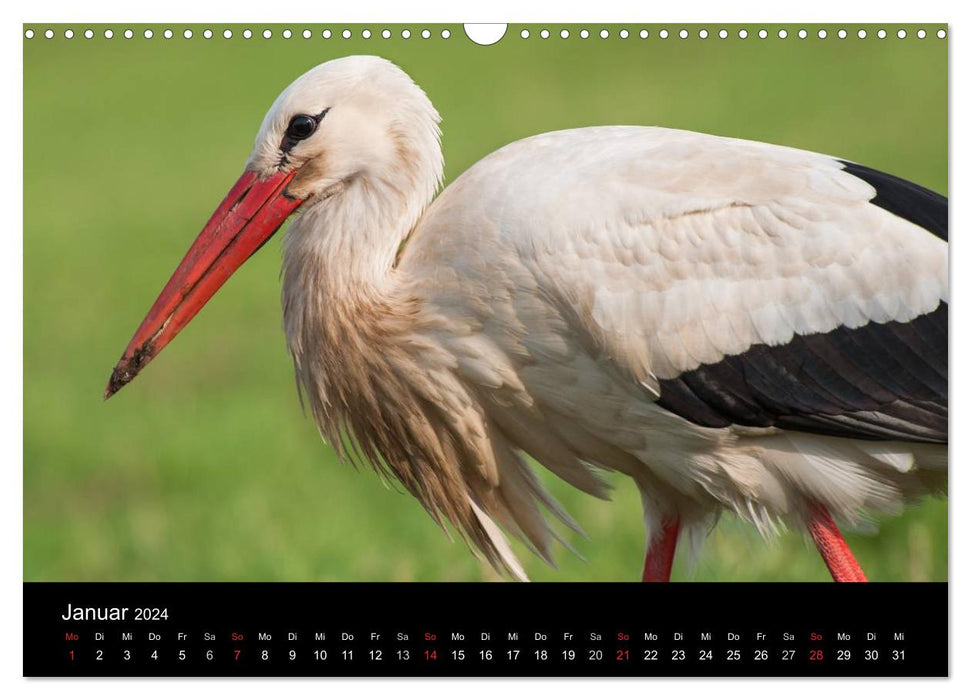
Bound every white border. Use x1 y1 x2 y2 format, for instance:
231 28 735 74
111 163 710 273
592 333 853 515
4 0 967 698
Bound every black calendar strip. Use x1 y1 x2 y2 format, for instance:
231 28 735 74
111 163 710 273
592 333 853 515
24 582 947 677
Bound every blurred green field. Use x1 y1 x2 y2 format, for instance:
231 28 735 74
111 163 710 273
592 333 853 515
24 24 947 582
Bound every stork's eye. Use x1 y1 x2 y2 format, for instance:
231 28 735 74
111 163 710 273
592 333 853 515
286 114 318 141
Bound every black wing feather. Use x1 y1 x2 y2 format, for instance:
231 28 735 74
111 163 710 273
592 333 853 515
839 160 948 241
657 303 948 443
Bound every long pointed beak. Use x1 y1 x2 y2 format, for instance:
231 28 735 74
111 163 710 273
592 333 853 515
104 169 305 399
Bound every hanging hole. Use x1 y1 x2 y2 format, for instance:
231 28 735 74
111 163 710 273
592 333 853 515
464 23 506 45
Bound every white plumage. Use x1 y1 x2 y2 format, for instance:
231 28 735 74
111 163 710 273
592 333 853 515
109 56 948 582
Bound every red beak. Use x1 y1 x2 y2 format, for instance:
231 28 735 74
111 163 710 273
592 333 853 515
104 169 304 399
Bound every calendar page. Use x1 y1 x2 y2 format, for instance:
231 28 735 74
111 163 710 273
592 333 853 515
22 21 948 677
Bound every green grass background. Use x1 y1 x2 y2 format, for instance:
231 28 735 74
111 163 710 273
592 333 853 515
24 24 947 582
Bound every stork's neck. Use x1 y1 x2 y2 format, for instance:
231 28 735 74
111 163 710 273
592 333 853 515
283 182 416 294
278 163 499 560
279 164 440 422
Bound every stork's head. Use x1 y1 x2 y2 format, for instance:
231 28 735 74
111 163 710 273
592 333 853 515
104 56 442 399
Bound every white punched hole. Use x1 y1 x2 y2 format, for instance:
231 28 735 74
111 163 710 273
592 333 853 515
464 23 505 45
242 29 252 39
719 29 728 39
758 28 767 39
342 29 351 39
897 29 907 39
838 29 847 39
818 29 827 39
144 29 153 39
917 29 926 39
699 29 709 39
124 29 133 39
223 29 232 39
362 29 371 39
678 29 688 39
302 29 311 39
163 29 173 39
858 29 867 39
85 29 94 39
401 29 411 39
600 29 609 39
104 29 113 39
798 29 807 39
323 29 332 39
778 29 787 39
441 29 451 39
937 29 946 39
640 29 649 39
64 29 74 39
282 29 292 39
581 29 590 39
540 29 550 39
421 29 430 39
204 29 213 39
381 29 391 39
620 29 630 39
738 29 748 39
877 29 887 39
658 29 668 39
25 29 34 39
520 29 529 39
560 29 569 39
184 29 193 39
263 29 272 39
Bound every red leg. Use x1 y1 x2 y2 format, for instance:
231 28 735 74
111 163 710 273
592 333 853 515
805 502 868 582
642 514 680 582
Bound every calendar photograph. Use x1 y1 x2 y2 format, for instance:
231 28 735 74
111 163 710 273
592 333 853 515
22 21 949 677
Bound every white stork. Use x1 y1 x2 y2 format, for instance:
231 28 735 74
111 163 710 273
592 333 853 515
106 56 947 582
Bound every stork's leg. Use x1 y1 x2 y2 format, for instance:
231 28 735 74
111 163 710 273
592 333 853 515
642 514 680 582
805 502 868 582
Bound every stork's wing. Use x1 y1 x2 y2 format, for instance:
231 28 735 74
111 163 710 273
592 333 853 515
651 160 948 443
426 127 948 444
